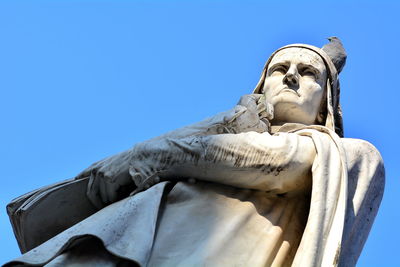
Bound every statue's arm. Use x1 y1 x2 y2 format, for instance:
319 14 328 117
78 94 271 207
130 131 315 194
77 94 269 178
338 138 385 266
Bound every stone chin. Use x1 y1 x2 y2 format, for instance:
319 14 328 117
271 98 319 125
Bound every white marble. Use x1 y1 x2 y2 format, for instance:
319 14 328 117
5 39 384 267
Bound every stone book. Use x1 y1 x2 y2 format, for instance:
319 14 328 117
6 177 97 254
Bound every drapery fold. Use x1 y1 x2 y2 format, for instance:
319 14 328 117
5 126 384 267
292 127 348 266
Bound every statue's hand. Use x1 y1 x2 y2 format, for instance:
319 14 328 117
228 94 273 133
76 150 134 208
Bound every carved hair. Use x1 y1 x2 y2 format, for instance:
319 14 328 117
253 44 344 137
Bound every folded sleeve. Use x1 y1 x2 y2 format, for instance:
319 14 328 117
130 131 315 194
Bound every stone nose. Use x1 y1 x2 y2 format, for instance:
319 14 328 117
283 66 299 87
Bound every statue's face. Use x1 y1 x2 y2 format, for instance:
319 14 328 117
263 48 327 125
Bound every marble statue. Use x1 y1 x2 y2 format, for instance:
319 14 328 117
5 39 385 267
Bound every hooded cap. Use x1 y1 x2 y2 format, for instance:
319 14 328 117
253 44 344 137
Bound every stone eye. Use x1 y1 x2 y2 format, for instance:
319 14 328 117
272 65 287 74
300 68 315 77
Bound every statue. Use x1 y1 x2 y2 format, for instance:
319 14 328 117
5 38 384 267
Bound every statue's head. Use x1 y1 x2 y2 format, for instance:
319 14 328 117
253 42 345 137
262 48 327 126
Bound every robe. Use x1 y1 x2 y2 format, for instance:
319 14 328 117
5 125 384 267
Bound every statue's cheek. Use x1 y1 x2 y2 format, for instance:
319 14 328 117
263 76 283 96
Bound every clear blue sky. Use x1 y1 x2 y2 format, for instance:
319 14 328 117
0 1 398 265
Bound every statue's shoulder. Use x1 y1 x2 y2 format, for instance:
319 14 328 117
340 138 384 164
340 137 385 191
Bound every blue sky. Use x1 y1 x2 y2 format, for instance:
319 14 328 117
0 1 399 265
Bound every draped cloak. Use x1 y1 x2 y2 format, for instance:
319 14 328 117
5 45 385 267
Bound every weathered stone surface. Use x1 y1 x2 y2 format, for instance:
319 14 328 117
5 39 384 267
